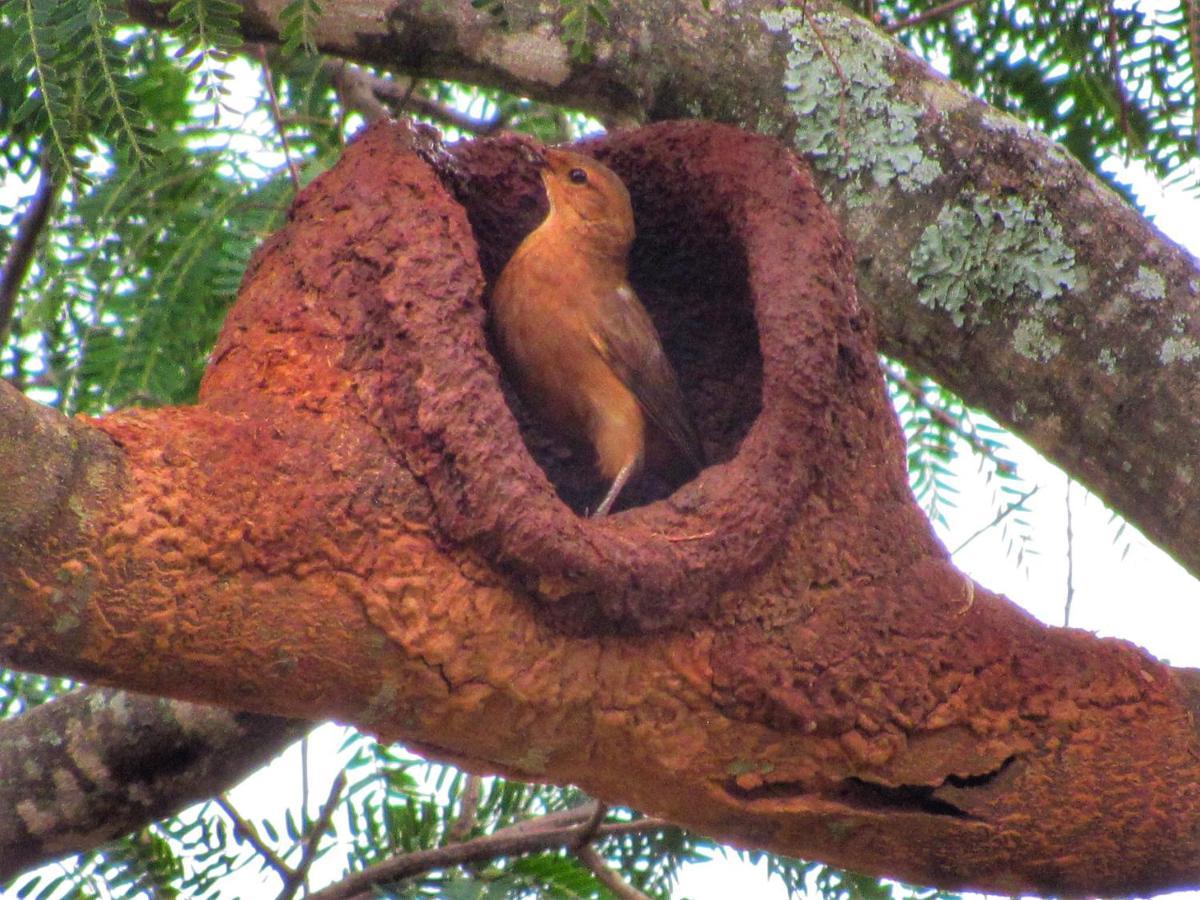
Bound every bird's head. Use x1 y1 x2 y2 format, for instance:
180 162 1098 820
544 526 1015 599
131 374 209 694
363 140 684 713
538 148 636 258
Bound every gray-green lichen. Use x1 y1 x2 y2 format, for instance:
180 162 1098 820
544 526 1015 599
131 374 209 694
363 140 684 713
1159 335 1200 365
761 8 940 193
1130 265 1166 302
908 191 1076 361
1097 347 1118 375
1012 319 1062 363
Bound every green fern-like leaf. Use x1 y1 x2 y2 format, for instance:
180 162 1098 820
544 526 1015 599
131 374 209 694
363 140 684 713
279 0 323 56
167 0 242 119
560 0 612 62
3 0 81 175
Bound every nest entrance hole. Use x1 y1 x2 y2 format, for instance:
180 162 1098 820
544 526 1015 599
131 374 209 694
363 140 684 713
448 134 764 515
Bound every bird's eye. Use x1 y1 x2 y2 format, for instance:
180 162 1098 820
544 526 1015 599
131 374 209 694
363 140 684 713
568 168 588 184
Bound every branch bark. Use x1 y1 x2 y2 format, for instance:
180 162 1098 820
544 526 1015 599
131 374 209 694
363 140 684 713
0 687 306 881
4 119 1200 896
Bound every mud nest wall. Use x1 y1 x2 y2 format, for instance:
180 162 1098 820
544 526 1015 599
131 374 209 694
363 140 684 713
205 119 918 632
370 120 889 631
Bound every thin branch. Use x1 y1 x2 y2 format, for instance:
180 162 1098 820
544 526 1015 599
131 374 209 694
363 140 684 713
307 810 673 900
575 844 652 900
278 771 347 900
886 365 1017 476
884 0 979 33
330 61 392 124
569 800 608 849
446 774 483 844
952 484 1040 555
1106 0 1136 153
215 794 294 884
799 1 851 160
256 44 302 192
324 61 505 135
0 156 59 348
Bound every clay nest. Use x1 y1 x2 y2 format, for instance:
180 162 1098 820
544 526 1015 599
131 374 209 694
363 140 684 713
339 120 870 631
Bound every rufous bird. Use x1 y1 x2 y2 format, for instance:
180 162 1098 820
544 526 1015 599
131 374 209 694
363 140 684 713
490 148 704 516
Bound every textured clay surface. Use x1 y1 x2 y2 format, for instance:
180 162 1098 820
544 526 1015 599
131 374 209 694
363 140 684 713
376 122 866 630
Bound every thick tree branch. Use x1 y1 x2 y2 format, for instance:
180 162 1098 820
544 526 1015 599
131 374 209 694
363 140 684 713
122 0 1200 597
0 687 306 881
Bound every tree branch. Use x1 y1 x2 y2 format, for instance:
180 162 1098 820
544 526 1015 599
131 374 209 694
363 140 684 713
882 0 979 33
951 484 1040 554
0 156 58 348
278 771 346 900
0 687 308 881
886 365 1017 476
307 810 672 900
325 62 505 134
446 775 483 844
215 794 295 883
255 44 302 192
8 51 1200 894
575 843 652 900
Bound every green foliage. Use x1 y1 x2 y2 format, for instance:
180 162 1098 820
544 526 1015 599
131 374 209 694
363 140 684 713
279 0 323 56
0 0 158 177
560 0 612 62
166 0 242 120
882 0 1198 194
0 668 75 717
886 361 1035 569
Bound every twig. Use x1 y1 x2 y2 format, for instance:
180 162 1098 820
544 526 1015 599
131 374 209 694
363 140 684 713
256 44 302 192
884 0 979 33
952 484 1039 555
0 156 59 348
885 365 1017 476
214 794 294 884
1063 479 1075 627
1106 0 1135 153
575 844 652 900
278 771 347 900
307 811 672 900
569 800 608 849
325 61 505 134
446 774 483 843
330 61 393 124
799 1 851 160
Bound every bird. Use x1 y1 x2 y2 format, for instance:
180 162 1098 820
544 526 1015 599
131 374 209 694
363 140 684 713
490 147 704 516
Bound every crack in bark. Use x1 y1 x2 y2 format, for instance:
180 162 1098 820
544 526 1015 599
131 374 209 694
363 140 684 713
720 756 1017 820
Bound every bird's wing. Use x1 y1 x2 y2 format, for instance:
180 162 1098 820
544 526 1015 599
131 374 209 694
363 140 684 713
588 283 705 474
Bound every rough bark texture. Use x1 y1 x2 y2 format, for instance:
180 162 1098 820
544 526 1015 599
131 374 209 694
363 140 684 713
0 688 305 881
122 0 1200 606
4 120 1200 895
